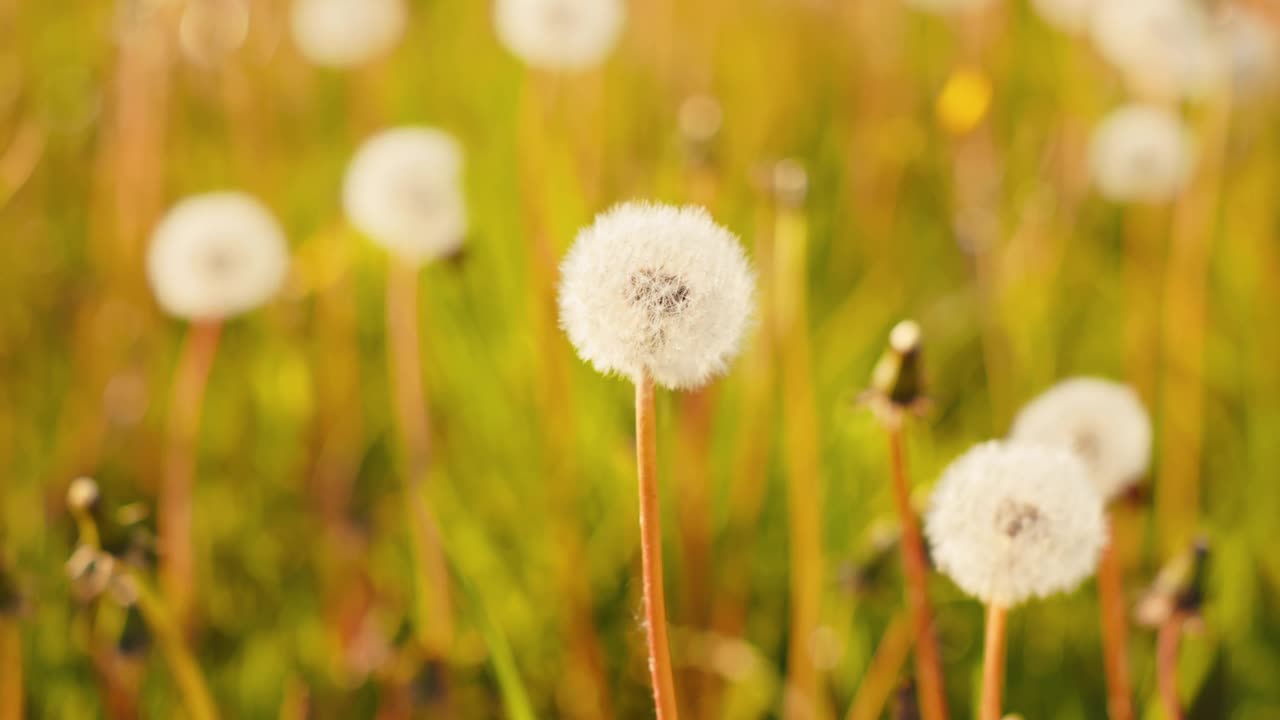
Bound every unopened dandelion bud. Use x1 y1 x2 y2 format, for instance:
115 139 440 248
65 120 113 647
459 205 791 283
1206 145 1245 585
870 320 927 413
67 476 102 516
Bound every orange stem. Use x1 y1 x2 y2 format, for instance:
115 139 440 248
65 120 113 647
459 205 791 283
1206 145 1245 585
887 422 949 720
845 610 913 720
1156 614 1185 720
980 603 1007 720
0 616 21 720
159 319 222 633
635 375 679 720
385 262 454 659
1096 521 1134 720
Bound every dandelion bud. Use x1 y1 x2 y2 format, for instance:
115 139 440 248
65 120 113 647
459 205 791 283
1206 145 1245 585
1090 0 1218 100
67 476 102 516
290 0 407 68
495 0 625 72
870 320 926 412
343 127 468 267
147 192 290 320
1089 104 1195 204
1009 378 1152 501
558 202 755 390
925 441 1107 607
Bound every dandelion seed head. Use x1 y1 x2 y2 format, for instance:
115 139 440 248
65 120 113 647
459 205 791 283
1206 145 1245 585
558 202 755 390
147 192 290 320
343 127 468 266
495 0 624 71
1091 0 1219 100
1010 378 1152 501
291 0 406 68
1089 104 1195 204
925 441 1107 607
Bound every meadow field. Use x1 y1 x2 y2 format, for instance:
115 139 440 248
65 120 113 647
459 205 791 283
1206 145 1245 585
1 0 1279 718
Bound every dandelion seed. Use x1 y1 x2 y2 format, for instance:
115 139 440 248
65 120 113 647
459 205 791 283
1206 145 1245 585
1089 104 1195 204
1090 0 1218 100
147 192 290 321
925 441 1107 607
1010 378 1152 501
495 0 625 71
558 202 755 390
343 127 468 267
290 0 407 68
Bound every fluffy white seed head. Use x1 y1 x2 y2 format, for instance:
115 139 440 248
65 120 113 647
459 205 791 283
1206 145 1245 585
925 441 1107 607
558 202 755 390
1030 0 1095 34
1090 0 1219 100
495 0 624 71
290 0 407 68
147 192 290 321
1010 378 1152 501
343 127 468 267
1089 104 1195 204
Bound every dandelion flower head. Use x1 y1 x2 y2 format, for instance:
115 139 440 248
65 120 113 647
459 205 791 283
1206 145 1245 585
147 192 290 321
1090 0 1218 99
1010 377 1152 501
343 127 468 266
925 441 1107 607
291 0 407 68
495 0 625 71
558 202 755 390
1089 103 1195 204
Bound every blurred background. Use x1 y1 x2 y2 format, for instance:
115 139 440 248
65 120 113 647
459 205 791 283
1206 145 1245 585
2 0 1279 717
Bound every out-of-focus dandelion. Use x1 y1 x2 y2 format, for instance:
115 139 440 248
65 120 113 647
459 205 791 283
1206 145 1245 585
1030 0 1095 34
862 320 949 720
1216 6 1280 98
147 192 289 632
290 0 407 68
1009 377 1151 720
1010 378 1151 501
495 0 625 71
1090 0 1218 100
926 441 1106 720
936 68 992 136
1089 104 1195 204
1136 539 1209 720
559 201 755 719
341 127 465 686
343 127 468 266
147 192 290 321
178 0 251 68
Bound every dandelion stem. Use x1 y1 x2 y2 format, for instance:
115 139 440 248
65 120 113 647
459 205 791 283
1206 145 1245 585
886 422 949 720
385 261 454 659
1156 613 1185 720
0 616 22 720
159 319 221 634
980 603 1007 720
128 570 219 720
635 373 679 720
845 609 913 720
1096 517 1134 720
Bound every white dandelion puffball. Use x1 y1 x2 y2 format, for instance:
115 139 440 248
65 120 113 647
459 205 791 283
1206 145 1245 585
147 192 290 320
1010 378 1152 501
1089 104 1195 204
902 0 997 16
343 127 468 266
925 441 1107 607
290 0 407 68
495 0 625 71
558 203 755 390
1090 0 1219 99
1030 0 1095 34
